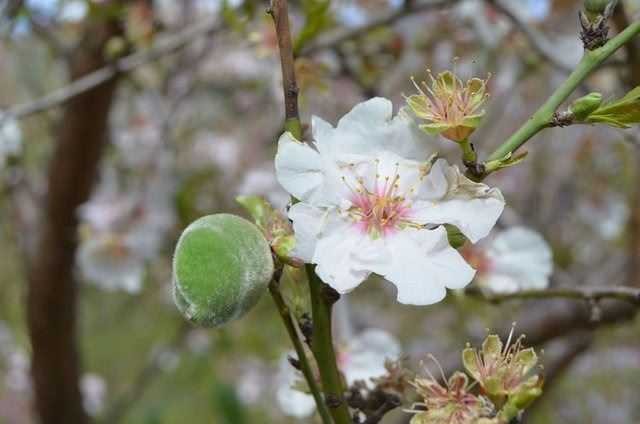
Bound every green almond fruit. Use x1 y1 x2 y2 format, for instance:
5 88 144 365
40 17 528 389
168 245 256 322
172 214 274 327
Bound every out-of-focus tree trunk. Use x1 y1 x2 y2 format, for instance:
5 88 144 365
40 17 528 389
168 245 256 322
26 9 125 424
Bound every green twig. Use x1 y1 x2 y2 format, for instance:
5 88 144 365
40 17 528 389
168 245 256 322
487 21 640 163
306 265 352 424
268 277 333 424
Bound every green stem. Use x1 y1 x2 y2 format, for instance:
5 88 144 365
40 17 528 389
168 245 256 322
487 21 640 162
268 278 333 424
459 138 477 163
306 265 352 424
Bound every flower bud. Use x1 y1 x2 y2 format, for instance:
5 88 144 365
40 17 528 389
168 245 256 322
584 0 611 15
172 214 274 327
569 92 603 121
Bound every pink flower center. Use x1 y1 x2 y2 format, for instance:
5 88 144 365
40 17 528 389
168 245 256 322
345 171 413 238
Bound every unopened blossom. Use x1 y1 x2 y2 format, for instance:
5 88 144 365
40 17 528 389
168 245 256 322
275 98 504 305
410 371 493 424
407 71 489 142
462 331 542 403
463 227 553 294
277 328 401 418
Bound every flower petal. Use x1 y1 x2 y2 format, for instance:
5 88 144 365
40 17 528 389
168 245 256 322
412 163 504 243
342 329 401 386
382 227 475 305
311 215 386 293
314 98 433 160
482 227 553 293
288 202 327 263
275 132 325 203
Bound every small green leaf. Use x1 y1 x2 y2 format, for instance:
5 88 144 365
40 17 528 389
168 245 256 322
586 86 640 128
172 214 274 327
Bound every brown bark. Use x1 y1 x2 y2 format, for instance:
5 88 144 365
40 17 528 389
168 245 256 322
26 13 124 424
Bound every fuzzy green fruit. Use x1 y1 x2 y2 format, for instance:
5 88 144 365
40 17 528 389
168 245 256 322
172 214 274 327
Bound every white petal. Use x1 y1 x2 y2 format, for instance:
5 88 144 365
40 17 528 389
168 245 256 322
288 203 327 263
311 115 335 143
382 227 475 305
342 329 401 386
276 385 316 418
312 216 384 293
315 98 432 160
77 237 144 294
274 132 325 203
412 163 505 243
276 352 316 418
483 227 553 293
414 159 449 200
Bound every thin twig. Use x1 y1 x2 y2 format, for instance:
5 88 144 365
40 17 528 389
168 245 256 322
102 323 192 424
1 17 224 121
469 286 640 304
486 0 574 73
268 0 302 138
302 0 459 56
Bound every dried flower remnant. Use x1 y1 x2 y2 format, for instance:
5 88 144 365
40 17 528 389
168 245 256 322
409 366 494 424
462 330 542 407
406 70 489 142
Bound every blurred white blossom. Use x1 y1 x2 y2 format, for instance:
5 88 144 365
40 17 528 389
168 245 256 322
277 328 400 418
465 226 553 294
0 117 21 169
237 164 290 210
578 195 629 241
81 374 107 417
77 170 175 293
276 98 504 305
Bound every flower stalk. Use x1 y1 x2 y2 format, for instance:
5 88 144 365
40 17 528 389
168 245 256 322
268 276 333 424
486 21 640 164
306 264 352 424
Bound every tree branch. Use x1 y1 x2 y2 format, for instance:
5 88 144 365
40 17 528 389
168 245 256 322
469 286 640 304
485 21 640 164
2 17 224 121
26 7 126 424
268 0 302 138
301 0 459 56
485 0 574 73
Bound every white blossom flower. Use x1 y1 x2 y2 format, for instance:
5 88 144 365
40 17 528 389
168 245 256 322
237 164 290 210
465 227 553 294
277 328 401 418
275 98 504 305
81 374 107 417
0 117 22 169
77 171 175 293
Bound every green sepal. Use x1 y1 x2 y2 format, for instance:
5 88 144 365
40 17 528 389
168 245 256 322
484 151 528 174
236 196 300 267
445 224 468 249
